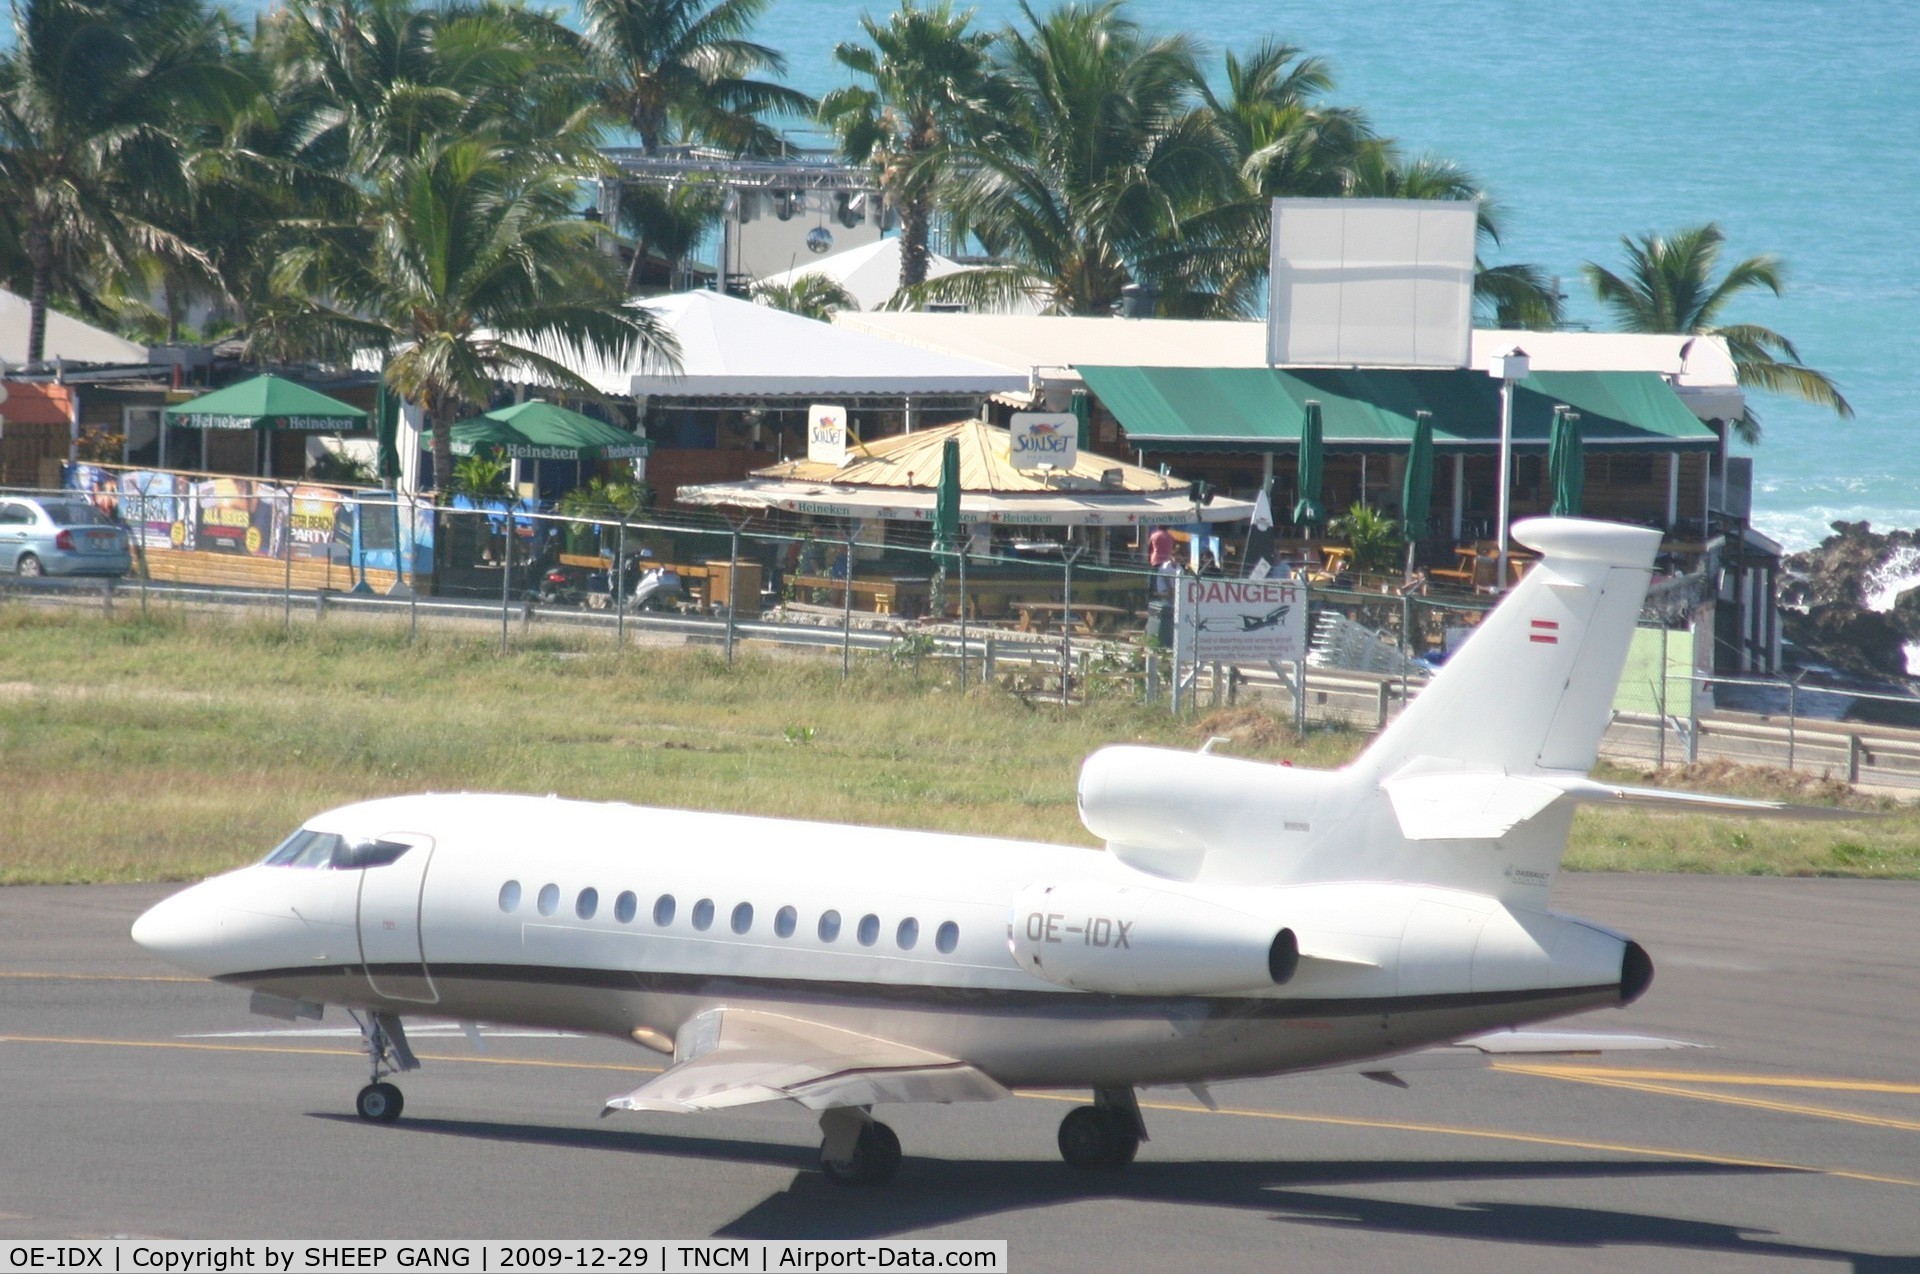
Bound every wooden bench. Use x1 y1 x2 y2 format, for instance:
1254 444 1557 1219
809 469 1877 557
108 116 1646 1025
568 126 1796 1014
1013 601 1129 635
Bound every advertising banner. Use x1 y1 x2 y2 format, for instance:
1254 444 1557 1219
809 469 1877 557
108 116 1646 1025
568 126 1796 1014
1008 412 1079 471
1174 576 1309 666
806 404 848 467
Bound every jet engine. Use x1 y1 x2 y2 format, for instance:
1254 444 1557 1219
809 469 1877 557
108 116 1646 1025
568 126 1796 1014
1009 880 1297 996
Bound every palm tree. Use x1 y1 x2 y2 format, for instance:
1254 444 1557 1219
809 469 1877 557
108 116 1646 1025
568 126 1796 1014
818 0 1000 292
751 273 858 320
579 0 813 154
1189 38 1376 314
0 0 254 362
575 0 813 290
915 0 1231 316
267 138 676 494
1584 223 1851 442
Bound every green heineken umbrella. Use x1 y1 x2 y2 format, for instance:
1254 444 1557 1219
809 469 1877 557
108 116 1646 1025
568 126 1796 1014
452 401 650 508
1291 398 1325 527
1400 409 1434 537
162 373 368 431
1548 406 1585 517
449 400 651 461
931 436 962 554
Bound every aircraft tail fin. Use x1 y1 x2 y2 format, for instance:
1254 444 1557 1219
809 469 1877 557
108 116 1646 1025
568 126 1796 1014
1354 518 1662 784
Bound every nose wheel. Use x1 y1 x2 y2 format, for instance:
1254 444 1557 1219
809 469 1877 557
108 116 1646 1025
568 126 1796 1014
1058 1087 1144 1170
349 1010 420 1123
357 1081 404 1122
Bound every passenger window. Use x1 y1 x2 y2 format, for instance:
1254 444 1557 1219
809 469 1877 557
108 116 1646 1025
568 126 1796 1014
774 906 797 938
817 910 841 942
614 891 637 924
499 881 522 913
537 883 559 917
857 914 880 947
935 921 960 954
896 918 919 950
691 898 715 931
731 902 753 934
576 888 598 920
653 894 676 926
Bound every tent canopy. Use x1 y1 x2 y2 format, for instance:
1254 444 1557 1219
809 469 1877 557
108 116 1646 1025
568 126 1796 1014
1076 365 1718 454
678 418 1252 528
627 291 1025 399
0 287 148 364
755 238 970 313
162 374 368 432
450 399 650 460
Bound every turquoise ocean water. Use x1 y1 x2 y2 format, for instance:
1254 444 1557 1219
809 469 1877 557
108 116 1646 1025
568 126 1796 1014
750 0 1920 551
197 0 1918 546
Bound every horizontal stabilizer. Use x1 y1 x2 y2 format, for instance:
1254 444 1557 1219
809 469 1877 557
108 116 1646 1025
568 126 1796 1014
1382 773 1567 841
604 1009 1009 1115
1453 1028 1707 1055
1552 779 1870 822
1384 770 1867 841
1308 1029 1704 1079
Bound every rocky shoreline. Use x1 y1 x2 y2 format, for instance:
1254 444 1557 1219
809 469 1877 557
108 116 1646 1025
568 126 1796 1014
1778 521 1920 682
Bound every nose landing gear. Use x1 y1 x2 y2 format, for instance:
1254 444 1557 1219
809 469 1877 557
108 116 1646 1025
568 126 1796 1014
1057 1086 1144 1170
350 1010 420 1123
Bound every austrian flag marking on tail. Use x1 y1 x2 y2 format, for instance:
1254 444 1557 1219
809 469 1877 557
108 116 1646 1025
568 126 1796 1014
1529 619 1560 645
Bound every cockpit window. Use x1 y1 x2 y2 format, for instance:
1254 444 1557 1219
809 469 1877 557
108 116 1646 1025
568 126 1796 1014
332 839 412 870
262 829 344 868
261 829 410 870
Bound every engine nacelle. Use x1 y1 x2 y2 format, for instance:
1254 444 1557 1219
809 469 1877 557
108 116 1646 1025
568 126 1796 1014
1010 880 1297 996
1076 745 1341 880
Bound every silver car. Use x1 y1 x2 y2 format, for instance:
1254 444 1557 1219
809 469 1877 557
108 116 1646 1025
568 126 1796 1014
0 495 132 578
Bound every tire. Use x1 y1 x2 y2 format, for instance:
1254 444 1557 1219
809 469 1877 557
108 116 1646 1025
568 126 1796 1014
1058 1106 1137 1170
821 1120 901 1186
356 1081 403 1123
16 553 42 578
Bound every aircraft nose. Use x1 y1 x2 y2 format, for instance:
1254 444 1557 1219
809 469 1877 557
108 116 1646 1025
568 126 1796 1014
132 883 236 977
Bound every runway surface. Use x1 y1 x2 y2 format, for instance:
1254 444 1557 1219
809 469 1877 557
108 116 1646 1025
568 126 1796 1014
3 876 1918 1272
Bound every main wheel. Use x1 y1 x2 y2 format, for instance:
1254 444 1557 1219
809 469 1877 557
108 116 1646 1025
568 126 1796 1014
356 1081 403 1123
16 553 42 578
821 1120 901 1186
1058 1106 1137 1170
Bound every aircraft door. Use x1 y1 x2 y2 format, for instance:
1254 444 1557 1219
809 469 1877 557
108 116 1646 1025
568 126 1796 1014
354 835 439 1004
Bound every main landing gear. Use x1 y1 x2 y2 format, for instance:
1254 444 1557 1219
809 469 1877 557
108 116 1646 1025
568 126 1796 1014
350 1009 420 1123
818 1107 902 1186
1057 1087 1144 1170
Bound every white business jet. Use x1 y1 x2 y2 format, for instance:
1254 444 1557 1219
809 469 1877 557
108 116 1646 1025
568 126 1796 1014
132 517 1815 1185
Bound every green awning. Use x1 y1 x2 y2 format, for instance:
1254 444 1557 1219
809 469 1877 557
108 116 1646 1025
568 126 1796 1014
1075 366 1718 454
162 373 369 432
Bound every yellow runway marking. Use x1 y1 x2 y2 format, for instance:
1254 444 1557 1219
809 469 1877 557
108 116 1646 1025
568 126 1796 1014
1498 1067 1920 1134
0 1034 660 1075
0 970 200 984
8 1033 1916 1190
1013 1091 1920 1191
1495 1063 1920 1097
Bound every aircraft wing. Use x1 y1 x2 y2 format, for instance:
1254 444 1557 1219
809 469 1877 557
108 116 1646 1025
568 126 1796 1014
1383 771 1865 841
603 1008 1010 1115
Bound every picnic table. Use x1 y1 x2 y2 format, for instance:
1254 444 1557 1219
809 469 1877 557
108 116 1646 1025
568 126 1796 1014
1013 601 1129 635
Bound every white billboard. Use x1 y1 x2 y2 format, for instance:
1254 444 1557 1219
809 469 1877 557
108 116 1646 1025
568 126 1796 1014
806 403 848 467
1008 412 1079 471
1268 197 1478 369
1173 577 1309 665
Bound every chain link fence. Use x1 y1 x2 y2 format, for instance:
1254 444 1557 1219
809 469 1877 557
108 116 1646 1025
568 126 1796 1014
14 474 1920 793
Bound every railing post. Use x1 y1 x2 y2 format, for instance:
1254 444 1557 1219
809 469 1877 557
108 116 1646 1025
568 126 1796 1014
615 517 627 651
1377 679 1391 729
840 533 855 680
1849 734 1863 785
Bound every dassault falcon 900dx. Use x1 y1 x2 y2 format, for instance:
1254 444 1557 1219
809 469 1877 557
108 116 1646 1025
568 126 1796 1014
132 517 1815 1185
